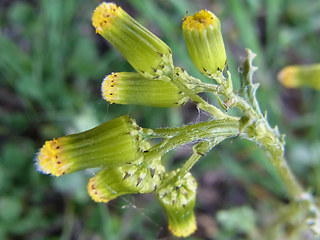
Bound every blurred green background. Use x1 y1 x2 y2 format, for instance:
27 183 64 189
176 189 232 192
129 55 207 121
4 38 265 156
1 0 320 239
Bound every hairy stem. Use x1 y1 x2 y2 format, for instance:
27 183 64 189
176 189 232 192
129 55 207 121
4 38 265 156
142 119 240 163
171 67 229 119
176 139 223 180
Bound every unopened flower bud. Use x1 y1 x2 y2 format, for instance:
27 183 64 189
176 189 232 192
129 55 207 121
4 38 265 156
35 116 144 177
102 72 188 107
92 2 173 78
88 156 165 203
278 63 320 90
156 170 197 237
182 10 227 77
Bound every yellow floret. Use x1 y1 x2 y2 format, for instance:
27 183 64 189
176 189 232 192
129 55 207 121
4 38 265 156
182 10 219 31
278 66 298 88
101 73 119 104
92 2 121 34
169 218 197 238
36 138 70 177
87 176 111 203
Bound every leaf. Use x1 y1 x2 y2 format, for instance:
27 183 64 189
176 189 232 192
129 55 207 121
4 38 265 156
239 49 262 116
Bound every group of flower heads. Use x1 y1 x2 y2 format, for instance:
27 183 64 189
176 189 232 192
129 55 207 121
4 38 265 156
36 2 228 237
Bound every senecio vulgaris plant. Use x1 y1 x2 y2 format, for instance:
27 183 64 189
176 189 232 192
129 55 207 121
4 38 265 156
35 2 320 238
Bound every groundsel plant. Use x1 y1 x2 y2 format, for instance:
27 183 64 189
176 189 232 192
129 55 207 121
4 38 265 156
35 2 320 238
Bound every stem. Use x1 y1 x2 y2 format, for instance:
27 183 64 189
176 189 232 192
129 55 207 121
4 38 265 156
142 118 240 139
261 202 303 239
176 150 202 180
176 139 223 181
171 67 230 119
233 93 262 119
151 52 319 235
265 143 303 199
194 82 219 94
142 119 240 163
247 119 304 199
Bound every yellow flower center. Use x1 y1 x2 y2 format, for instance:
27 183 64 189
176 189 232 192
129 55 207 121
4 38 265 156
278 66 299 88
92 2 121 34
37 138 70 177
87 177 110 203
101 73 120 104
168 217 197 238
182 10 219 31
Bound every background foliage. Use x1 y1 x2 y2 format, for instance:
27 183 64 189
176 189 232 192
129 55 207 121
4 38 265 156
1 0 320 239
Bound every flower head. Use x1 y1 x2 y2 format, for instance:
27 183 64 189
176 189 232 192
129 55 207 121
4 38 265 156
182 10 227 78
36 116 145 177
92 2 173 78
102 72 187 107
88 155 165 203
278 63 320 90
156 170 198 237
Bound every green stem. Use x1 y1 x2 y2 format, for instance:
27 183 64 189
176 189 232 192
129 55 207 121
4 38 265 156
193 82 219 94
265 144 303 199
171 67 230 119
176 150 202 179
142 119 240 163
175 139 223 181
243 118 304 199
261 202 303 239
233 93 262 119
142 118 240 139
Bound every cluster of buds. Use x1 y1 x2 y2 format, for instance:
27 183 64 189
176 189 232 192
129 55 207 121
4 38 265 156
36 115 166 203
36 1 229 237
92 2 227 107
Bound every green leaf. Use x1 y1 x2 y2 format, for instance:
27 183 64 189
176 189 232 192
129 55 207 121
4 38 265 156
239 49 261 116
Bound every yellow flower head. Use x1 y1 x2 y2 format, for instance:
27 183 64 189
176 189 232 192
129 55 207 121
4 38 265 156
92 2 122 34
101 72 188 107
182 9 220 31
101 72 119 104
182 9 227 78
88 156 165 203
157 170 198 237
36 138 71 176
35 116 145 177
92 2 173 78
278 64 320 90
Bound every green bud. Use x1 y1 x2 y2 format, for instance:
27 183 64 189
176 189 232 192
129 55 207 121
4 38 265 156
278 63 320 90
182 10 227 77
156 170 197 237
102 72 188 107
88 156 165 203
35 116 144 177
92 2 173 78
